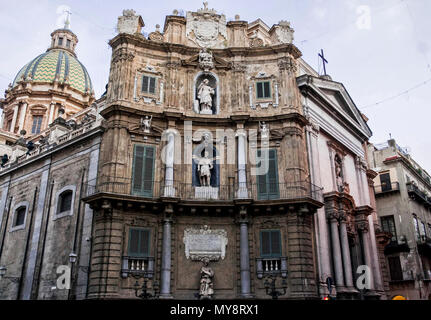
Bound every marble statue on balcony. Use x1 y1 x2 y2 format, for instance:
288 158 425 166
198 150 213 186
197 79 215 114
199 258 214 299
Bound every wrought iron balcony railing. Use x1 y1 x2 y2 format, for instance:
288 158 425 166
86 177 323 203
374 182 400 195
406 182 428 204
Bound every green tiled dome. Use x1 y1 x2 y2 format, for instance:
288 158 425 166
12 49 93 94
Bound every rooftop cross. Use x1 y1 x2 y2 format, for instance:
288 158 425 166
64 9 72 29
319 49 329 76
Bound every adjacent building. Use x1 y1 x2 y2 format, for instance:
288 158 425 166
368 139 431 300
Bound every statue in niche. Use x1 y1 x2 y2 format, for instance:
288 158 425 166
260 121 269 139
197 78 215 114
141 115 152 133
335 155 344 192
199 258 214 299
197 150 213 186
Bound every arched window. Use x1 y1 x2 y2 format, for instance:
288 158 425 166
14 206 26 227
57 190 73 214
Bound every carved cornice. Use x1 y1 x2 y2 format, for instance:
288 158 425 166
112 48 135 64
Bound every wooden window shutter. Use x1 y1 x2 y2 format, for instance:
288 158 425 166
263 81 271 98
149 77 156 94
128 228 151 257
256 82 264 99
257 149 279 200
260 230 281 257
132 145 155 196
142 76 149 93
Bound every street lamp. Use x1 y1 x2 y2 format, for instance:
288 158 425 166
69 253 77 264
264 276 287 300
0 266 6 279
134 277 159 300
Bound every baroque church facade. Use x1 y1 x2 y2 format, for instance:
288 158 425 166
0 5 388 300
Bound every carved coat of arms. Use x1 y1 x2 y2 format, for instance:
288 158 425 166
186 4 227 48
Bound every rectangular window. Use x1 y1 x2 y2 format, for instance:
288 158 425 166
381 216 397 243
420 221 427 237
132 145 155 197
31 116 43 134
142 76 156 94
257 149 279 200
256 81 271 99
66 39 71 48
14 207 26 227
260 230 282 258
128 228 151 257
380 173 392 192
413 215 420 241
388 256 403 281
58 37 63 46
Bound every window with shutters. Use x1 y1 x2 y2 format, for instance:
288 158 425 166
256 149 279 200
142 75 157 95
381 216 397 243
128 228 151 257
260 230 282 258
132 145 155 197
388 256 403 281
31 116 43 134
256 81 271 99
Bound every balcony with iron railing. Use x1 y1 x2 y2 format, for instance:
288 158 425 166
121 256 155 279
374 182 400 196
406 182 428 204
256 257 288 279
85 177 323 204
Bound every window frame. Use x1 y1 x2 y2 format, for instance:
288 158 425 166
31 115 43 134
53 185 76 220
141 75 157 95
381 215 397 243
131 144 155 197
388 256 403 281
10 201 29 232
256 148 280 200
127 227 151 258
256 81 272 100
259 229 282 258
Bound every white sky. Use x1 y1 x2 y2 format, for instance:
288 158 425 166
0 0 430 171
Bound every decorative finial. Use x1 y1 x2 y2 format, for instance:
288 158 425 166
173 9 179 16
156 24 160 32
203 1 209 10
235 14 240 21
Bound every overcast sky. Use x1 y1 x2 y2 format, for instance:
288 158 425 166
0 0 430 171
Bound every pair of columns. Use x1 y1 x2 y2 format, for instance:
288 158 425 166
329 212 374 291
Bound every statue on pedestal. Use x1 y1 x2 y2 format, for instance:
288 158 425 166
199 258 214 299
198 150 213 186
197 79 214 114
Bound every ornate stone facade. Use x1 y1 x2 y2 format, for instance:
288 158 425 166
0 4 386 301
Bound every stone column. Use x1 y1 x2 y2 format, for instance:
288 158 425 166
339 213 354 288
360 225 375 291
236 130 248 198
238 209 252 297
48 102 55 124
18 102 28 133
164 131 175 197
159 210 173 299
328 212 345 287
10 105 19 133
